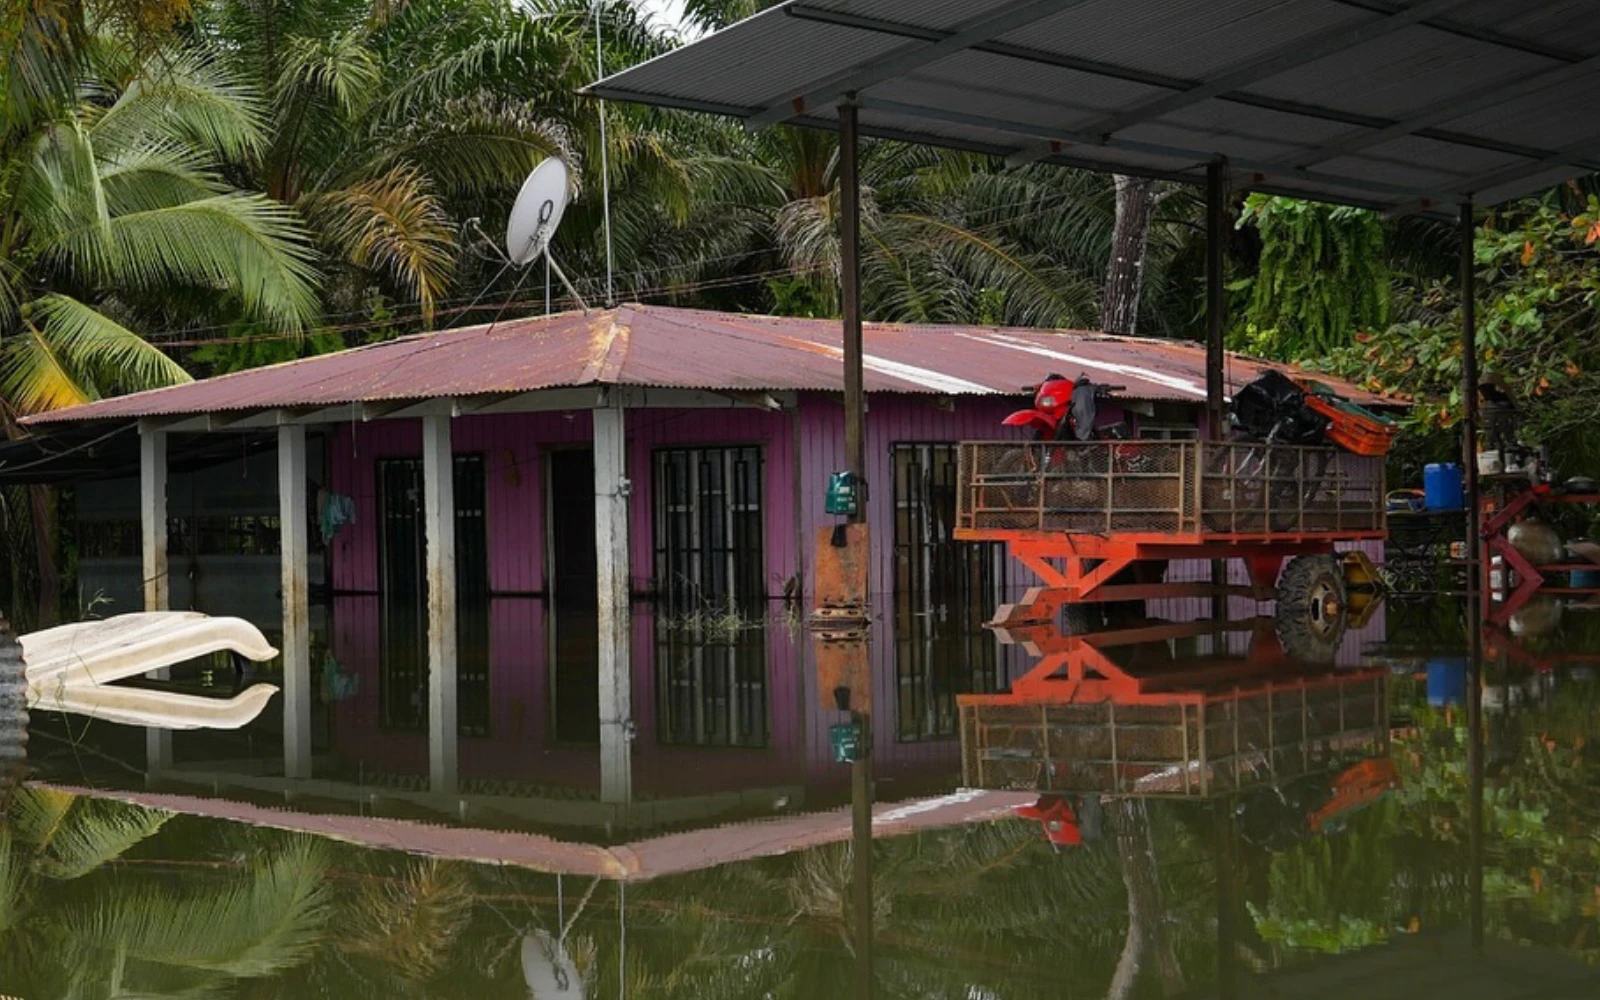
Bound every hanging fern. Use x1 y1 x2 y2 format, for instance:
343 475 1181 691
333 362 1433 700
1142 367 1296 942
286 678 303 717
1234 195 1390 360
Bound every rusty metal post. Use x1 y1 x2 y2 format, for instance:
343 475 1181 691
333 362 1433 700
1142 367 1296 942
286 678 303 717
1467 637 1489 953
1460 198 1484 953
1205 159 1227 439
840 99 867 517
837 97 874 1000
1460 200 1481 611
1206 159 1229 620
422 413 458 796
139 420 172 774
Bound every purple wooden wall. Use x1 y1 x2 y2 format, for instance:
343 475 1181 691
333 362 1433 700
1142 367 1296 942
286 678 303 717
324 394 1050 792
328 407 798 597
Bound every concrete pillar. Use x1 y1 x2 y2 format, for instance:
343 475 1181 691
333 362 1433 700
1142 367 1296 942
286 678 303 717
594 403 632 804
139 421 171 772
422 414 458 795
278 424 312 779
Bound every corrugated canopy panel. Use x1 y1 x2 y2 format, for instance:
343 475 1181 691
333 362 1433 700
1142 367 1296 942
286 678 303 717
22 305 1390 424
587 0 1600 214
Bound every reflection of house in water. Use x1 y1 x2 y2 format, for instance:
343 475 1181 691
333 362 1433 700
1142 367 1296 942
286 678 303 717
19 305 1386 822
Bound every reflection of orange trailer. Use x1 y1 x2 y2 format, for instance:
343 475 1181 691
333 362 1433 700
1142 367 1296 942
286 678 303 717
1308 758 1402 833
955 440 1387 660
962 619 1391 799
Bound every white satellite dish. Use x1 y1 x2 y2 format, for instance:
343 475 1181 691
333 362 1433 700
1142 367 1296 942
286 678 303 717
503 157 588 311
521 930 584 998
506 158 571 265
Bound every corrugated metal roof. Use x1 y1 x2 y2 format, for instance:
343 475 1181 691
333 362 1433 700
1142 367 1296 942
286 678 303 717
23 305 1392 425
586 0 1600 214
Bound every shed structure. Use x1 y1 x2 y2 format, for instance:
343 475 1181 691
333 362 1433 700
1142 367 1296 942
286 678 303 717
22 305 1385 803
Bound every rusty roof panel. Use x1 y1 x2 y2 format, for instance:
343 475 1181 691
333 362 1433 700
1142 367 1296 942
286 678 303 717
25 304 1391 425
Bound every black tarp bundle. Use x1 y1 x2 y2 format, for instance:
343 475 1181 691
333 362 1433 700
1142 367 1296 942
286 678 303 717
1230 371 1328 446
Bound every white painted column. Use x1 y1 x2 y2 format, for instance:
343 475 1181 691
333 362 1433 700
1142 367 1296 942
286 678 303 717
422 414 458 795
594 402 632 804
139 421 172 772
278 424 312 779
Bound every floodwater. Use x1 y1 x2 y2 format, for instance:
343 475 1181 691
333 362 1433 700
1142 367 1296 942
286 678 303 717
7 592 1600 998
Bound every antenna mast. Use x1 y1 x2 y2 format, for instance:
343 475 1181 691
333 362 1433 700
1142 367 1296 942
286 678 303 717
595 1 615 306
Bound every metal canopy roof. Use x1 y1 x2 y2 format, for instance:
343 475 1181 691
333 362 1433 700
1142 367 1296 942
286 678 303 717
588 0 1600 214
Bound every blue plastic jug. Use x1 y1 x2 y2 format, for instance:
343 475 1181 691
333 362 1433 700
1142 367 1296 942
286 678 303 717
1424 462 1464 511
1426 657 1468 707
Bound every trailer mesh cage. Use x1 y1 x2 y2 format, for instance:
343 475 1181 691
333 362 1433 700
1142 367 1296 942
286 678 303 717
955 442 1384 537
958 674 1388 797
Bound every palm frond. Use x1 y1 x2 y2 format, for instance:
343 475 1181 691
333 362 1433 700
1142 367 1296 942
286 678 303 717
96 141 226 214
50 194 321 332
17 119 114 269
368 94 566 198
341 859 475 979
88 51 267 162
13 294 192 410
1 0 85 139
65 838 332 977
0 322 92 412
0 831 23 934
9 787 170 878
305 166 454 320
276 29 382 119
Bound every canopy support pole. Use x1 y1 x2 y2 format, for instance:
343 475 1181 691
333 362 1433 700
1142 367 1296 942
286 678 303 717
1205 158 1227 437
839 97 875 1000
840 100 867 514
1460 197 1485 953
139 421 172 774
1206 159 1229 620
279 424 312 780
423 413 458 796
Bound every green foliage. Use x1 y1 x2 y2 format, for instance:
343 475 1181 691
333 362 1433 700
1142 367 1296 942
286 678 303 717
1326 197 1600 475
0 17 320 417
1232 194 1390 360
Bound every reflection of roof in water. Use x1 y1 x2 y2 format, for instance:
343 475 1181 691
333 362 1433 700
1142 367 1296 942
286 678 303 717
45 783 1032 881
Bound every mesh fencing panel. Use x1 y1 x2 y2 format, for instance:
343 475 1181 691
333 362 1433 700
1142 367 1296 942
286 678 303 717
959 442 1382 537
960 675 1388 797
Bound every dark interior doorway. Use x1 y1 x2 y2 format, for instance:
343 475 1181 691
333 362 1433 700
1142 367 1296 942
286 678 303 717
547 449 600 742
376 454 490 736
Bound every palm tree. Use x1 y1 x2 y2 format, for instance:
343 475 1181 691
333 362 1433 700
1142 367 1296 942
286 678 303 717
194 0 578 331
0 12 321 624
1 787 335 999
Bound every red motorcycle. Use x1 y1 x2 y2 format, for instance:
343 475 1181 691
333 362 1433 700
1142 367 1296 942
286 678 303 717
992 374 1146 485
1002 373 1118 442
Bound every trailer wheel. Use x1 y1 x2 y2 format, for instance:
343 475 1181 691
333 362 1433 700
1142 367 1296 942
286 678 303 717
1276 554 1348 662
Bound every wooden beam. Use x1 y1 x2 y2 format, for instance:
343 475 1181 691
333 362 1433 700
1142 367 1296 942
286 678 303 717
138 421 172 772
379 398 462 421
278 424 312 780
422 414 458 795
459 388 602 416
593 403 632 804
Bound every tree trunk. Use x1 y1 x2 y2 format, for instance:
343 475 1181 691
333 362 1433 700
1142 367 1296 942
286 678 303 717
1 409 58 629
1101 175 1160 336
29 483 58 627
1105 798 1187 1000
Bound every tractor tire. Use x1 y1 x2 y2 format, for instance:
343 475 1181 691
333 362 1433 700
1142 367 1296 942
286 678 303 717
1275 554 1348 663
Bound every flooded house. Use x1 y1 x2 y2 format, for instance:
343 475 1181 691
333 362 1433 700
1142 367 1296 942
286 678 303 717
18 304 1389 822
